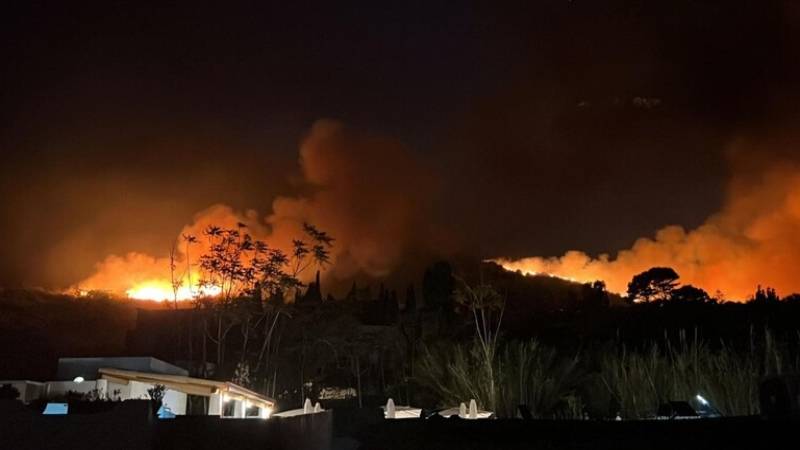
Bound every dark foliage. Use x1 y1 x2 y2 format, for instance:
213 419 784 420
0 383 20 400
671 285 713 304
627 267 680 303
6 260 800 418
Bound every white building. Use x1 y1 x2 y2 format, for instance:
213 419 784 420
1 356 275 419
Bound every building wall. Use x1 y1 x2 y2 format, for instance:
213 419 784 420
164 389 187 415
106 380 132 400
24 379 188 415
45 379 107 398
126 380 186 415
4 378 208 418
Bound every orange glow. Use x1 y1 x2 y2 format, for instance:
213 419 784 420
125 280 222 302
126 281 178 301
70 120 438 301
494 165 800 301
71 251 226 302
493 254 619 292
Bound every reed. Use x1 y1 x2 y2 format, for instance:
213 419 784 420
600 328 799 418
416 329 800 419
416 339 583 418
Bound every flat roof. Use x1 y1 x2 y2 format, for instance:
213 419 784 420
57 356 188 380
98 367 275 408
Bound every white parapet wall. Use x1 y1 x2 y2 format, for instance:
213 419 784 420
35 378 187 415
123 380 187 415
5 362 273 419
208 393 222 416
45 379 108 398
163 388 187 415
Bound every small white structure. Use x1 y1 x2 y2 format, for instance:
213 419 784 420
469 399 478 419
273 398 326 418
382 398 422 419
386 398 396 419
1 356 275 419
437 399 494 419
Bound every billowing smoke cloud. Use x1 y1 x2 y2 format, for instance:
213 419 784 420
267 119 447 280
496 148 800 301
72 120 800 303
74 120 450 296
7 1 799 301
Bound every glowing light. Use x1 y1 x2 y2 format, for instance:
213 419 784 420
125 280 222 302
126 282 174 301
490 259 585 286
73 376 85 383
696 394 709 406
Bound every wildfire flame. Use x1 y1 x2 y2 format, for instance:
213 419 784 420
492 255 615 291
125 281 222 302
70 120 432 303
494 163 800 301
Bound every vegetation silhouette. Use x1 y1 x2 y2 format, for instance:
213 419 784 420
4 257 800 418
627 267 680 303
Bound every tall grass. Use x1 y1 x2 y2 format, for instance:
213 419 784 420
416 342 495 413
416 329 800 419
416 340 583 418
497 340 584 418
600 329 799 418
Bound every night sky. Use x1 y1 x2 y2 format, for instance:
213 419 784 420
2 1 799 289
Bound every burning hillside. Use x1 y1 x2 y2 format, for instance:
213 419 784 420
72 128 800 303
495 152 800 301
53 107 800 305
71 120 448 301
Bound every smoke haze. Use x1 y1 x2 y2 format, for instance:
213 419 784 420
75 120 452 295
3 2 800 300
497 144 800 300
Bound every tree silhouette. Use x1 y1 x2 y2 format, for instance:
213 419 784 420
782 293 800 305
422 261 454 309
398 284 421 402
581 280 610 309
750 285 780 304
670 285 713 304
626 267 679 303
422 261 455 335
452 278 505 413
192 222 333 376
0 384 20 400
